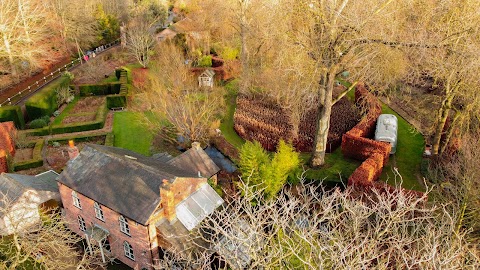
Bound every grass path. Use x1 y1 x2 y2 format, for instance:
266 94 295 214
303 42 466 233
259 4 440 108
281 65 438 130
379 105 425 191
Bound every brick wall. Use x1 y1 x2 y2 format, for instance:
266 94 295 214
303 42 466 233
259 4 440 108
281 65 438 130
0 121 16 157
58 184 154 270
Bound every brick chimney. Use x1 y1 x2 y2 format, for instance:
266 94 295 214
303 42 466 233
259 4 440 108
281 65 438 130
191 141 201 150
160 179 176 221
67 140 79 160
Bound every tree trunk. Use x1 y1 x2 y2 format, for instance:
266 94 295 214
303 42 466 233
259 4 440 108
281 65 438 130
440 110 461 154
2 33 16 76
432 93 455 155
311 70 336 167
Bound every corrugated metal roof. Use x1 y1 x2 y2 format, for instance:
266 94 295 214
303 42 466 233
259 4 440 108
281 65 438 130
57 144 205 225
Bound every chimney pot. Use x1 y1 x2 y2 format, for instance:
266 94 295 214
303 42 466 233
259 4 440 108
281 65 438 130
67 140 79 160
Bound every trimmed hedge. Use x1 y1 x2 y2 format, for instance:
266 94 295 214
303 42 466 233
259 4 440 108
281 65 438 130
105 133 114 146
0 106 25 129
106 95 126 108
25 75 71 120
13 139 44 171
49 102 108 134
79 82 121 96
341 83 390 186
47 134 108 145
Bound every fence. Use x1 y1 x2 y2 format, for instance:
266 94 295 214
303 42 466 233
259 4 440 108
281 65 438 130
0 39 120 107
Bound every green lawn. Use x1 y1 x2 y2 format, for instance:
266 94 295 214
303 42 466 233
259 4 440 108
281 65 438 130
379 105 425 191
302 149 362 184
113 111 153 156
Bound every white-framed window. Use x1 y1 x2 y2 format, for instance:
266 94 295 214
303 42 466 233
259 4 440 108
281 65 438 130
78 215 86 231
72 191 81 209
94 202 104 221
123 241 135 261
119 215 130 235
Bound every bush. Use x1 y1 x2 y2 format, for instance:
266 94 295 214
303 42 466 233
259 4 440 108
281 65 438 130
79 82 121 96
0 105 25 129
25 75 71 120
29 118 48 129
197 55 212 67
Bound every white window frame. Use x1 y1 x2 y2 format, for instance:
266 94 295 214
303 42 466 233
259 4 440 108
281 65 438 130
94 202 104 221
72 191 81 209
123 241 135 261
78 215 86 231
119 215 130 236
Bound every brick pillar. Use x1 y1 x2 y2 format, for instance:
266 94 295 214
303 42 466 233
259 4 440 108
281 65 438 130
0 150 8 173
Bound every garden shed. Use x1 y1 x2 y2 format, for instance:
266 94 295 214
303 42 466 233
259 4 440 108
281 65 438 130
198 69 215 88
375 114 398 154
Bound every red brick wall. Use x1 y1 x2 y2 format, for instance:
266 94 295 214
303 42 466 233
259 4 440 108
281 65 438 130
58 184 155 270
0 150 7 173
0 121 16 157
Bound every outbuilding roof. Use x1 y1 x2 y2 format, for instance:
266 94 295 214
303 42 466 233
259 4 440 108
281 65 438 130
0 170 59 214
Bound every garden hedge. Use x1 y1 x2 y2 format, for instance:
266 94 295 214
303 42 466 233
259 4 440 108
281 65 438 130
79 82 121 96
13 139 44 171
25 75 71 120
49 102 108 134
0 106 25 129
106 95 126 108
47 133 108 145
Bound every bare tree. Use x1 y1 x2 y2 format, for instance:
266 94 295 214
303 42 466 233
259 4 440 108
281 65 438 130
0 0 56 76
0 195 106 270
126 20 156 68
135 42 224 144
154 178 479 269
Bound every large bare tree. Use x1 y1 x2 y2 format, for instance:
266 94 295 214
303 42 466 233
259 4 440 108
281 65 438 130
154 179 480 269
136 42 224 144
0 196 106 270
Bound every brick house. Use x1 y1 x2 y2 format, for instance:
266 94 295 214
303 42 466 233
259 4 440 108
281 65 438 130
57 143 222 270
0 121 16 173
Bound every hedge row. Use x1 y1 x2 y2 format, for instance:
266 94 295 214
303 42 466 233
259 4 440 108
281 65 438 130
79 82 121 96
22 100 109 136
0 106 25 129
13 139 44 171
25 75 71 120
341 83 390 186
49 102 108 134
234 93 358 153
47 133 108 145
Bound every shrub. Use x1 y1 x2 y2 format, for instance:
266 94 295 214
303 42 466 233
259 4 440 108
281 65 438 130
197 55 212 67
0 105 25 129
239 140 300 200
29 118 48 129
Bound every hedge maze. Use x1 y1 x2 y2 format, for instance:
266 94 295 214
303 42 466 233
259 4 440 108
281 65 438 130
0 68 130 172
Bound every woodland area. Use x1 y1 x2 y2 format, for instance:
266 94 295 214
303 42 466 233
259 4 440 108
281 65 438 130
1 0 480 269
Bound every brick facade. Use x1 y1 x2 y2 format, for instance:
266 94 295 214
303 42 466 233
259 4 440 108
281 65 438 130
0 121 16 173
58 184 155 270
